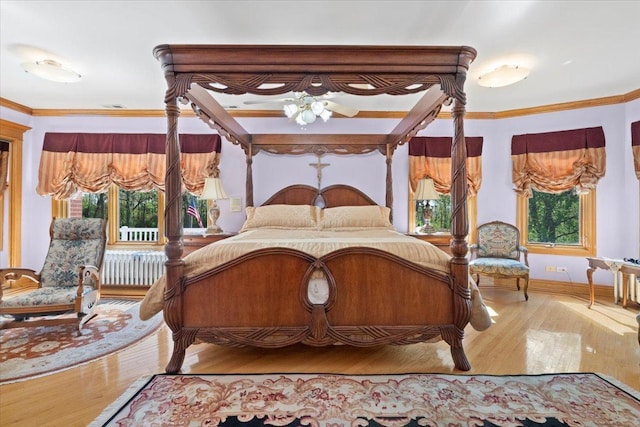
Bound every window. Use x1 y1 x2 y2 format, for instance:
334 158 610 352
82 192 108 219
408 136 483 243
65 185 209 245
414 194 451 233
511 126 604 257
517 188 596 256
40 132 222 244
182 193 208 229
528 189 579 244
409 193 477 244
75 186 159 244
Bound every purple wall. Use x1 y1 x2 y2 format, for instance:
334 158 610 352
1 100 638 286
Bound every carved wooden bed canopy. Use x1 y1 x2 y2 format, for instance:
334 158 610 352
153 44 476 296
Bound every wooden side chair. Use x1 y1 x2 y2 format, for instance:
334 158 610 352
469 220 530 301
0 217 107 331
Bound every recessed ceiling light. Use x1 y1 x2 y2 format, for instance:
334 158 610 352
478 65 529 88
21 59 81 83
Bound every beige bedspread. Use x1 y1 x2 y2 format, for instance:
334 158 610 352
140 228 491 331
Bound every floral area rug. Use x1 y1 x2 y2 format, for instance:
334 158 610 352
91 372 640 427
0 300 163 384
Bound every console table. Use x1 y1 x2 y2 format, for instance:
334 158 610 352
586 257 640 308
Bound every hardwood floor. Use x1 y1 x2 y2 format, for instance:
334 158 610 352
1 286 638 427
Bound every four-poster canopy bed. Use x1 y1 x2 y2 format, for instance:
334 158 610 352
145 44 486 373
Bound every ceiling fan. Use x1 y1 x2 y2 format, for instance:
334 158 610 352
243 92 359 125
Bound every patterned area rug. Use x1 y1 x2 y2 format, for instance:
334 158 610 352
91 372 640 427
0 300 163 384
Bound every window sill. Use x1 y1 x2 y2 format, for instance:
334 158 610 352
525 243 595 257
107 242 164 250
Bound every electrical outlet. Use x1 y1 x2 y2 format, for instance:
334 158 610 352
545 266 557 272
557 267 568 272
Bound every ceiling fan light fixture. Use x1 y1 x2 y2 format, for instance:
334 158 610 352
295 113 307 126
282 92 334 125
301 109 317 124
310 100 325 115
22 59 82 83
283 103 298 118
478 65 529 88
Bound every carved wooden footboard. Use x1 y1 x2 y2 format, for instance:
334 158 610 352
164 246 471 373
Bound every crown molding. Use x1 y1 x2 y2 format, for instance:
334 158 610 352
0 98 33 116
491 88 640 119
2 88 639 120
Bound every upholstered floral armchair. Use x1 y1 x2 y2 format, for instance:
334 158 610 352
469 221 530 301
0 218 107 331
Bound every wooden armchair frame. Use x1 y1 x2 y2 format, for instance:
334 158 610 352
469 220 530 300
0 218 107 331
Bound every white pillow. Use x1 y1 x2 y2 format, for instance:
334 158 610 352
321 205 394 231
240 204 320 232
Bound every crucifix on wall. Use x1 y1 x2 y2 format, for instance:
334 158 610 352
309 154 330 189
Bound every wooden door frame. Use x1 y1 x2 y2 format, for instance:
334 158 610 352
0 119 30 267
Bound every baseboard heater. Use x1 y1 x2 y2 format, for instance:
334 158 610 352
101 250 167 286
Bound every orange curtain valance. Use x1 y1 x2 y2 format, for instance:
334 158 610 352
408 136 483 196
511 126 606 197
632 121 639 180
37 133 221 199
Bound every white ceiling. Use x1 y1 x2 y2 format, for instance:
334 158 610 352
1 0 639 114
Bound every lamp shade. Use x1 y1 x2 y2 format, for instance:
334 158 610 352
415 178 439 200
200 177 228 200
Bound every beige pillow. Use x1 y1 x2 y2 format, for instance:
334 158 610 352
240 204 320 232
321 205 394 230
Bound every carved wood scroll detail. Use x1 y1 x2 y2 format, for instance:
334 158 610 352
189 74 443 97
259 144 383 156
168 73 466 104
190 103 245 150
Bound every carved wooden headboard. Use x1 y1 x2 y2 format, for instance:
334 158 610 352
262 184 377 208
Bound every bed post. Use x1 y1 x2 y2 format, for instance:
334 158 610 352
386 145 393 221
447 96 472 371
450 102 469 262
246 148 254 207
163 85 187 374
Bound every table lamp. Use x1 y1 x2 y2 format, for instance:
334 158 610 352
415 178 439 234
200 177 228 234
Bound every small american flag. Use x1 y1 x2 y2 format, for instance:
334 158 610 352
187 197 204 228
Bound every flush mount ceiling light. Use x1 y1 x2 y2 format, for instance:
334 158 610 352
22 59 81 83
478 65 529 88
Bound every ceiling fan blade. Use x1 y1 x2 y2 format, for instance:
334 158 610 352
325 101 359 117
243 97 294 105
316 92 338 100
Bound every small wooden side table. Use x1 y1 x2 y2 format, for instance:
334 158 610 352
406 233 452 255
586 257 640 308
183 232 237 256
